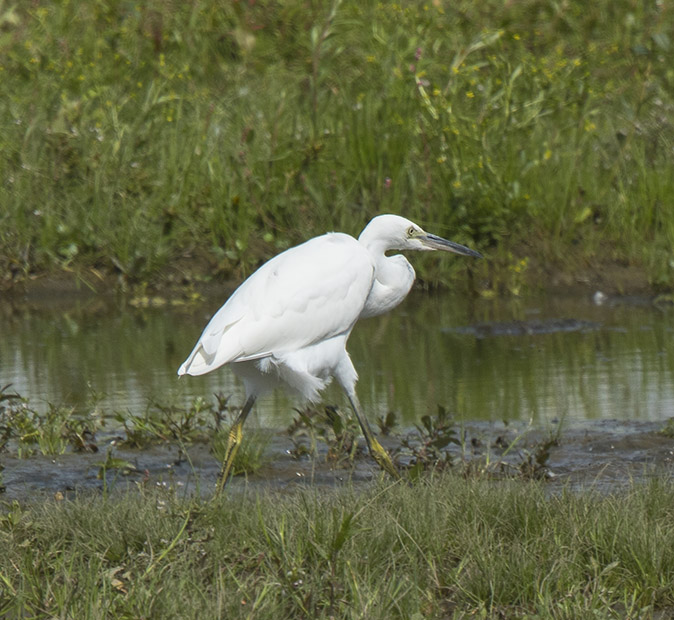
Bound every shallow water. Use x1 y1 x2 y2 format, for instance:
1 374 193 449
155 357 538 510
1 291 673 427
1 290 673 499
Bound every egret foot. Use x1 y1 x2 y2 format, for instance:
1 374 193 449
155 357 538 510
176 216 483 495
214 395 256 495
215 421 244 494
344 391 401 480
369 437 401 480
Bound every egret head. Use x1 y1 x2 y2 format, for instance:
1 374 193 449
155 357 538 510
359 214 483 258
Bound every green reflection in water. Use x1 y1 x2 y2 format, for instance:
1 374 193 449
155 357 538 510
345 294 674 426
1 294 672 429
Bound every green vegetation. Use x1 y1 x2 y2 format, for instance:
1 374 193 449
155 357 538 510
2 396 673 616
211 426 272 477
2 0 674 290
0 384 101 458
1 477 674 618
0 388 554 482
0 387 272 478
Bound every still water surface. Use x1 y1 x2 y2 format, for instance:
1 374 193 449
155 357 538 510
1 292 673 429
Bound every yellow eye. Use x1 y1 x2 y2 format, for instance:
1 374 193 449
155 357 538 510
407 226 416 237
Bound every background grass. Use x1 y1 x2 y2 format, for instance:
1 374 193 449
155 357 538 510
1 0 674 290
1 477 674 618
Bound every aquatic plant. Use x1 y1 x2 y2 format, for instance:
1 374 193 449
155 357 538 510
0 384 101 457
399 404 461 473
286 405 367 469
660 418 674 439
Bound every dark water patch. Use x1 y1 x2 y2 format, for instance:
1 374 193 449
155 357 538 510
444 318 601 338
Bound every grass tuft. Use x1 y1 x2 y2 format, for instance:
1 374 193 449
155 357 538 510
1 477 674 617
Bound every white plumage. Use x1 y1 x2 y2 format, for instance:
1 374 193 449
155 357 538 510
178 213 482 488
178 232 373 400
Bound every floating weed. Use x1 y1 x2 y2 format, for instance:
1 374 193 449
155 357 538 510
190 394 273 476
1 386 563 490
399 405 460 473
286 407 321 460
323 406 362 468
114 394 271 477
0 384 21 405
283 402 562 483
397 405 561 482
0 384 22 452
96 448 138 481
27 403 74 457
114 407 172 448
375 410 398 436
66 425 98 454
208 392 236 432
114 395 227 448
517 435 558 480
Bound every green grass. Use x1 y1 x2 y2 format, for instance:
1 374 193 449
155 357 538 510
1 476 674 618
0 388 272 477
2 393 674 617
0 389 552 481
211 427 272 477
0 384 102 458
1 0 674 289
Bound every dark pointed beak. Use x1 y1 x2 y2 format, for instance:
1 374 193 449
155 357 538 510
421 233 483 258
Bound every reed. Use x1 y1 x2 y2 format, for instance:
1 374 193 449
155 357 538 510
1 0 673 290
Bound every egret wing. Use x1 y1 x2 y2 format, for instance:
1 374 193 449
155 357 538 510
178 233 374 376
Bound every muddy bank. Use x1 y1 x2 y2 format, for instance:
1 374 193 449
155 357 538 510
0 250 667 309
2 420 672 502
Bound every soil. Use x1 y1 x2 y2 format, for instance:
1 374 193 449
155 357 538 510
0 251 666 308
2 420 672 502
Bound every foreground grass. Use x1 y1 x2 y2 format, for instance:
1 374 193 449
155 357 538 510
2 0 674 290
1 477 673 618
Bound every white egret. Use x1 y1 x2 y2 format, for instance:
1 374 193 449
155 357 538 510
178 214 482 491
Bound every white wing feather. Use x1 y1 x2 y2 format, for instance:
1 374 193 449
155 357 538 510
178 233 375 376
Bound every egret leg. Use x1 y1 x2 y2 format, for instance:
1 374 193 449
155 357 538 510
215 395 256 494
345 391 400 480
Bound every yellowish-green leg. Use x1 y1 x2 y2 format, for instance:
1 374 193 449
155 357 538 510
345 392 400 480
215 395 256 494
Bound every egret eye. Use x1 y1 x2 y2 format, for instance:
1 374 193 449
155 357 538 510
178 213 481 492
